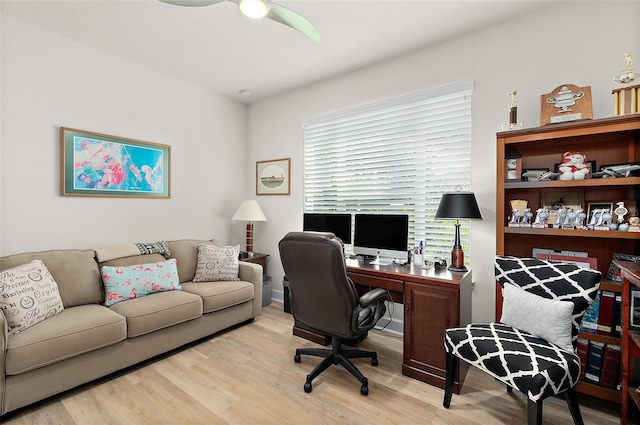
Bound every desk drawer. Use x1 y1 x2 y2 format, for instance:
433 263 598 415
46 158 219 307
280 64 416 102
348 272 403 292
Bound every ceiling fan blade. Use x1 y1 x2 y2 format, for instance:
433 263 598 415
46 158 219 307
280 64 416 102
267 2 320 42
158 0 225 7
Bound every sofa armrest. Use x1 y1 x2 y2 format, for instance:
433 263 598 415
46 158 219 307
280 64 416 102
0 309 7 412
238 261 263 317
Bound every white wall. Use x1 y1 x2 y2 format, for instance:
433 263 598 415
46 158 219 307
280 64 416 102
0 16 249 255
246 1 640 322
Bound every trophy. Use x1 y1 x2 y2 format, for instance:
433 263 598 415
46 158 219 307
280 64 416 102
613 53 640 116
509 200 528 227
575 208 586 228
532 208 549 228
553 207 567 229
520 208 533 227
614 53 639 85
501 89 524 130
562 208 577 229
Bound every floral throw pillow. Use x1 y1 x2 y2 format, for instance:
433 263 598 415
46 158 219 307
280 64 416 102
193 244 241 282
0 260 65 336
102 258 181 306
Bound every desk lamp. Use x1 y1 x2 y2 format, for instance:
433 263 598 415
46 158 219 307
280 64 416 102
434 190 482 272
232 200 267 256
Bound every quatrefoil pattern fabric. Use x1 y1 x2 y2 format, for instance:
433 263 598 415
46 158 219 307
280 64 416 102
495 256 601 344
443 256 600 402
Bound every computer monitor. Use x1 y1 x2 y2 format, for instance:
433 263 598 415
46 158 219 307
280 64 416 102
303 213 352 245
353 213 409 265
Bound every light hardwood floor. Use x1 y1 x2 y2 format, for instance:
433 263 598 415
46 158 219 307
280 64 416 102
3 303 620 425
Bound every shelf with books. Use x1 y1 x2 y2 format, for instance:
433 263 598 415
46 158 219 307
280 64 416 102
497 115 640 408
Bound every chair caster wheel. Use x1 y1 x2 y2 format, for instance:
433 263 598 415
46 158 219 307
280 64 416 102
304 381 312 393
294 353 301 363
360 385 369 396
371 357 378 367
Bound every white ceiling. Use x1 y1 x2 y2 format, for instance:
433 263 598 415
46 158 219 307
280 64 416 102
1 0 557 104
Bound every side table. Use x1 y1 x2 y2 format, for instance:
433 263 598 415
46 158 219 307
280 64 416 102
239 252 269 274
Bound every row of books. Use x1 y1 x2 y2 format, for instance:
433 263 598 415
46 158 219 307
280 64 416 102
579 290 621 337
577 339 620 390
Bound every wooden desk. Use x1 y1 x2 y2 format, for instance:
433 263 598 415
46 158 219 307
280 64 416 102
293 259 472 393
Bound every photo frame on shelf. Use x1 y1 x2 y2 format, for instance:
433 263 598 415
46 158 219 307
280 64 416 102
553 160 596 179
541 189 582 224
60 127 171 198
606 253 640 282
256 158 291 195
505 158 522 180
586 202 614 225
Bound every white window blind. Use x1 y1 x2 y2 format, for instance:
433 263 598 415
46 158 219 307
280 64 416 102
302 81 473 263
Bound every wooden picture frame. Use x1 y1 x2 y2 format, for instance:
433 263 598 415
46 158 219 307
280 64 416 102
61 127 170 198
542 189 582 225
505 158 522 181
256 158 290 195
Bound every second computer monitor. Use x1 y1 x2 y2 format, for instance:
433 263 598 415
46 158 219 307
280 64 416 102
302 213 352 245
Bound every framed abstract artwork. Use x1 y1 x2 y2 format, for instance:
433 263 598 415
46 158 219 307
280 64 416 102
61 127 170 198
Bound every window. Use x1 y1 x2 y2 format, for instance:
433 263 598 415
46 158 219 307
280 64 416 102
302 81 473 263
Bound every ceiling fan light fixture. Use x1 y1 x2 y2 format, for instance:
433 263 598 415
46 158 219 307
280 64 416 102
238 0 270 19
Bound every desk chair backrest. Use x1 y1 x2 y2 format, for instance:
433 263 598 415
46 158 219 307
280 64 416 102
279 231 359 339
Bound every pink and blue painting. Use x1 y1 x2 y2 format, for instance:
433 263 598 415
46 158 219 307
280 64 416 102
61 127 170 198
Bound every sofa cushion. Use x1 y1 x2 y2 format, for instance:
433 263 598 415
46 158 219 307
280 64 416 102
108 291 202 338
182 280 254 313
167 239 218 283
5 304 126 375
101 259 182 306
100 253 166 268
193 244 241 282
0 249 102 308
0 260 65 336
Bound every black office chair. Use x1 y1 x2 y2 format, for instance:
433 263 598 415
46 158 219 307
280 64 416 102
278 231 388 395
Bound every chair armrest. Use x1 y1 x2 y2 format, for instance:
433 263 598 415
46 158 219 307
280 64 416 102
359 288 388 306
238 261 263 318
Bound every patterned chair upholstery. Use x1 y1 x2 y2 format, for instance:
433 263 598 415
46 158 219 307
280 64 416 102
443 256 601 425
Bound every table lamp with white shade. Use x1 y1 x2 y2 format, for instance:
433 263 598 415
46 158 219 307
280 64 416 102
232 200 267 256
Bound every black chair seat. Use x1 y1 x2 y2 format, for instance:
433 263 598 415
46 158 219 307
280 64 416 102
444 322 580 402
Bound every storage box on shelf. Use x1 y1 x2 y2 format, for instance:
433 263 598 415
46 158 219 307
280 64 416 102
495 114 640 405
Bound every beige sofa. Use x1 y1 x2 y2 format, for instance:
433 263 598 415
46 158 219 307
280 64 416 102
0 239 262 416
